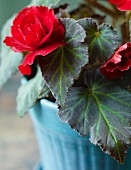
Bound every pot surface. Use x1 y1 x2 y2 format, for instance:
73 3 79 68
29 99 131 170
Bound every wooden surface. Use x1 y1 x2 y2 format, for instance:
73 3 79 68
0 75 39 170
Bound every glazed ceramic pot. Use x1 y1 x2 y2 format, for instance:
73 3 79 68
29 99 131 170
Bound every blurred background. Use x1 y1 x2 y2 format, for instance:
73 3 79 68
0 0 39 170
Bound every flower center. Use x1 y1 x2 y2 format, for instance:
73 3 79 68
95 31 100 37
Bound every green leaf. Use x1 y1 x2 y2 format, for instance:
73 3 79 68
16 69 46 117
38 86 50 99
30 0 60 7
78 18 119 64
58 69 131 164
38 18 88 107
0 16 23 88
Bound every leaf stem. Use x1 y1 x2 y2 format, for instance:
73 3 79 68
83 62 103 70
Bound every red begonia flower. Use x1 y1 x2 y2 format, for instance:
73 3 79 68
108 0 131 11
100 42 131 79
4 6 65 75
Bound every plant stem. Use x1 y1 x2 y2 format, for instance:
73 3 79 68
85 0 121 18
129 18 131 42
126 11 131 42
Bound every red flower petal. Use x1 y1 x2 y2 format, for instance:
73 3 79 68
3 36 33 52
37 17 53 47
35 6 56 24
4 6 65 51
100 42 131 79
108 0 127 6
117 1 131 11
11 25 25 44
3 6 66 75
18 42 65 75
18 64 32 75
100 67 124 79
108 0 131 11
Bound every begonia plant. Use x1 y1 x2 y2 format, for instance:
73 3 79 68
0 0 131 164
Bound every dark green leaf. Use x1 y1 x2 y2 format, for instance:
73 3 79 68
78 18 119 64
38 18 88 107
59 69 131 164
121 70 131 91
0 16 23 88
58 87 90 135
16 69 46 117
30 0 60 7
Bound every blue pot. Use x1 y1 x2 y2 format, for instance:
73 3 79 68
29 99 131 170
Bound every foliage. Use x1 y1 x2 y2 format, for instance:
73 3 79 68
38 18 88 107
0 16 22 88
0 0 131 164
59 69 131 163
